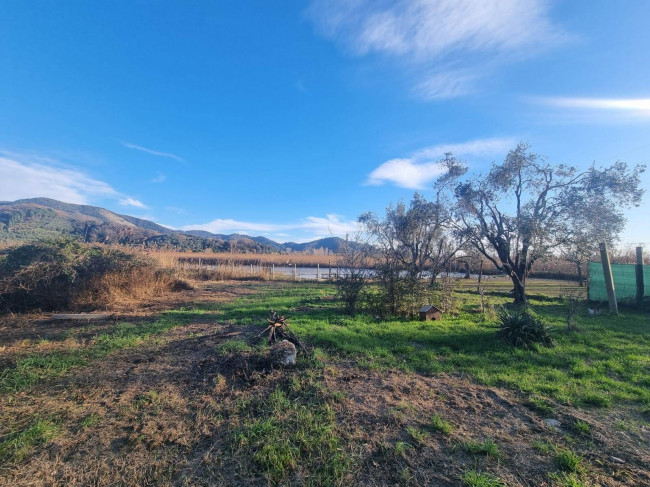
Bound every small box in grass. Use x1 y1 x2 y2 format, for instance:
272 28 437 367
419 304 442 321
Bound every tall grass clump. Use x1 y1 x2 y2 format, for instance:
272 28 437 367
496 307 553 348
0 240 176 313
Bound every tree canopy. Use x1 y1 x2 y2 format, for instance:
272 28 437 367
451 143 645 304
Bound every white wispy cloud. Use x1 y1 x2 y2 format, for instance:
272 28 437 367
0 156 117 204
307 0 568 100
366 137 515 189
538 97 650 114
0 151 147 209
120 141 184 162
413 70 478 100
182 214 359 240
119 197 147 209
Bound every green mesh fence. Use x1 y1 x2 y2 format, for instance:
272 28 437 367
588 262 649 302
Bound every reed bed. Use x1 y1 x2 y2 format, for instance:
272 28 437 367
149 251 341 268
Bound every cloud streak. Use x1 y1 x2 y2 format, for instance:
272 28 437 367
120 141 184 162
539 97 650 114
119 198 147 209
366 137 515 189
0 152 147 208
0 156 117 204
308 0 569 100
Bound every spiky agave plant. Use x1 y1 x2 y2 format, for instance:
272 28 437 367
496 307 553 348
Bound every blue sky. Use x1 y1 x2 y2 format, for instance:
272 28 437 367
1 1 649 244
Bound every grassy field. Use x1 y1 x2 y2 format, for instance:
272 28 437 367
0 279 648 486
207 280 650 408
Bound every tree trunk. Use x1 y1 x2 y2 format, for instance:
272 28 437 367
510 272 527 305
576 262 584 287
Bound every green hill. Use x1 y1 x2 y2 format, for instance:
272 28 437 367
0 198 349 253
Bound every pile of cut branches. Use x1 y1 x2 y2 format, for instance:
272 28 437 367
258 310 308 353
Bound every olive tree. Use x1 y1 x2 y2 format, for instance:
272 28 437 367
359 176 464 315
452 143 644 305
560 192 625 285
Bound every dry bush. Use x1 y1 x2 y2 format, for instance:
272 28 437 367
74 266 178 309
0 241 179 313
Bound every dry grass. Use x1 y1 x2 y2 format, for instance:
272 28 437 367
150 251 342 268
74 266 179 309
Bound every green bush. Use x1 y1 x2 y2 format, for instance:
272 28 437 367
496 307 553 348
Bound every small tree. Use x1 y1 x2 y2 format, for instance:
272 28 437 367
359 187 463 316
335 232 373 314
452 143 644 305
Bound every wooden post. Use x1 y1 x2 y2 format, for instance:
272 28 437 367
599 243 618 314
317 263 320 280
272 263 275 279
636 247 644 310
294 263 297 281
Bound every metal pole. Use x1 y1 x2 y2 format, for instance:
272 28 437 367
599 243 618 314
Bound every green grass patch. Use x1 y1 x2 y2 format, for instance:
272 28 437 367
458 438 501 458
462 470 506 487
549 472 588 487
555 448 584 474
525 396 556 416
571 420 591 435
431 413 454 434
0 419 60 465
0 316 188 393
206 282 650 408
393 441 412 456
231 371 350 485
406 426 428 445
216 339 251 354
78 413 102 430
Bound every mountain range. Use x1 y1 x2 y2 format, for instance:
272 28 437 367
0 198 345 253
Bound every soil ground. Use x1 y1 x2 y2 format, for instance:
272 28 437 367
0 281 648 486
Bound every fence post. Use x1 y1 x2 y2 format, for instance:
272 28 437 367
599 243 618 315
294 264 297 281
272 263 275 279
636 247 645 310
317 263 320 281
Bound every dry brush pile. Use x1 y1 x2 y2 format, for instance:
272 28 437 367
0 240 183 313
